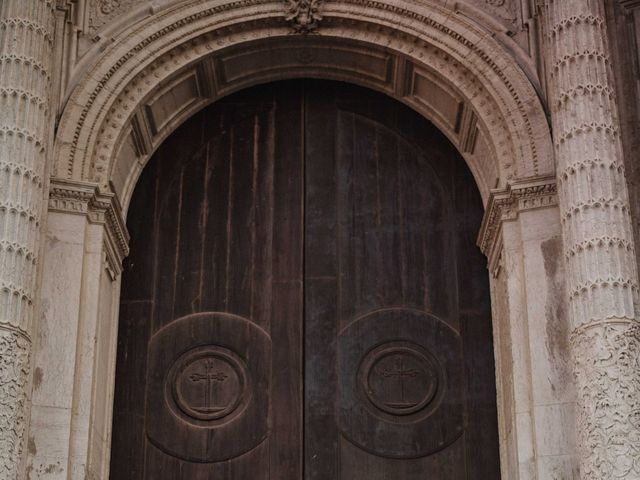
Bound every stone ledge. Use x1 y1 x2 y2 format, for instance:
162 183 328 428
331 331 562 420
478 175 558 276
48 178 130 278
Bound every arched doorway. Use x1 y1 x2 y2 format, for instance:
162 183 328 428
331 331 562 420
110 80 500 478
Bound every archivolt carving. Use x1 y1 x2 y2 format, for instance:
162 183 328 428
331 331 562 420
53 0 553 211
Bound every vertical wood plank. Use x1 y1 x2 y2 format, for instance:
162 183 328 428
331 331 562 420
304 81 340 480
270 82 305 479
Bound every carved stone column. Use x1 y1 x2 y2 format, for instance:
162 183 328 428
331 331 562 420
540 1 640 478
0 0 55 476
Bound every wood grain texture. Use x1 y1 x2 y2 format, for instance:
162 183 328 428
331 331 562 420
111 80 499 479
303 81 498 479
111 82 304 479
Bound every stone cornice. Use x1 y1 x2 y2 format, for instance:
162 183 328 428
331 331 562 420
48 178 130 278
478 176 558 276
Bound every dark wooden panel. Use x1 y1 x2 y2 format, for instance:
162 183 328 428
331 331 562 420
270 83 305 479
110 300 152 480
112 80 499 480
304 84 340 479
303 81 499 480
111 82 305 479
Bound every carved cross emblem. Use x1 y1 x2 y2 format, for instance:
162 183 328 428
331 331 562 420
189 359 228 413
374 356 426 410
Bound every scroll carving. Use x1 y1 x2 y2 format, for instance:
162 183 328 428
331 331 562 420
571 323 640 478
0 329 30 478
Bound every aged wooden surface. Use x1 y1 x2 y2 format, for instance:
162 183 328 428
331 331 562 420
110 80 500 479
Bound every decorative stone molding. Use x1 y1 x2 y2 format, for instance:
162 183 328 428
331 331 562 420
52 0 554 209
0 1 55 476
478 176 558 276
48 179 130 278
539 0 640 477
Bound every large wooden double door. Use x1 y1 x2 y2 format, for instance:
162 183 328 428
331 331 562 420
110 81 500 479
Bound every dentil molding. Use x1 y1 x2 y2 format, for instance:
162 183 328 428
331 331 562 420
48 179 130 279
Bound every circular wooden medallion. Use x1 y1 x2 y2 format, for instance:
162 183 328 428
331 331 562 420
169 346 248 422
146 312 271 463
360 342 439 417
338 308 464 458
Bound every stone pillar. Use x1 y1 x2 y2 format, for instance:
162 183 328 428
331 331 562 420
479 177 577 479
0 0 55 477
540 1 640 478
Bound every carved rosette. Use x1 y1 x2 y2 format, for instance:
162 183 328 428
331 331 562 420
0 1 55 476
540 0 640 477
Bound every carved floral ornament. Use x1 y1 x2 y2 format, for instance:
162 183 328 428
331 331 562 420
99 0 121 14
286 0 323 33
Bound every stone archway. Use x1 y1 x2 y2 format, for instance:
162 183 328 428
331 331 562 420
29 1 570 478
52 0 553 206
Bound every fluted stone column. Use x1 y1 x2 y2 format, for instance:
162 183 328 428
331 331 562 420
541 1 640 478
0 0 55 476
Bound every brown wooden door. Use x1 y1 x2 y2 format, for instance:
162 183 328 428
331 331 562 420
110 81 500 479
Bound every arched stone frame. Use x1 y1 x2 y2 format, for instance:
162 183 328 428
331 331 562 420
28 0 577 478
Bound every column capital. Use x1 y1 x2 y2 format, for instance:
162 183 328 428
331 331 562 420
478 175 558 276
48 178 130 278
